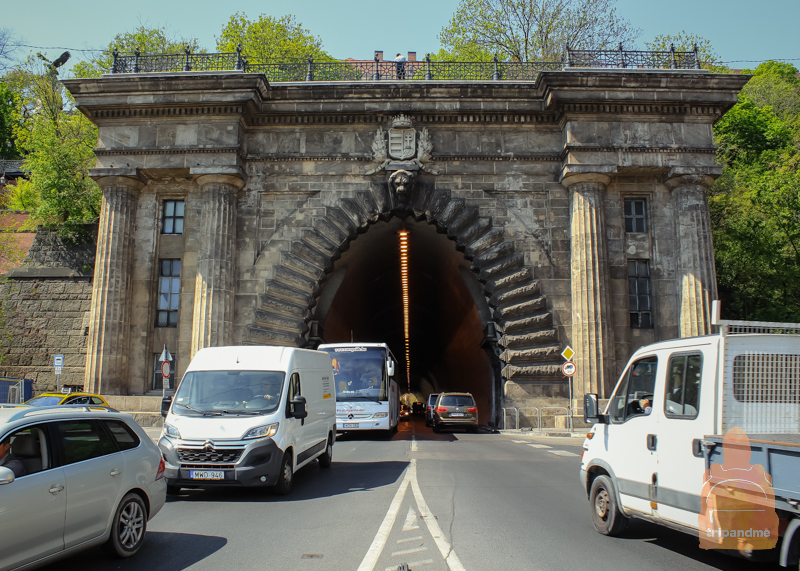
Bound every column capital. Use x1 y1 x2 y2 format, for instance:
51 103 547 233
560 164 616 188
663 166 722 191
192 166 247 191
89 168 147 192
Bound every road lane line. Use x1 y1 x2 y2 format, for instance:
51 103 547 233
408 461 466 571
391 546 428 556
548 450 579 457
512 440 528 443
356 470 412 571
527 444 551 448
396 536 423 544
385 561 433 571
402 506 419 531
411 436 418 452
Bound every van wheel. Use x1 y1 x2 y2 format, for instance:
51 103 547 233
104 492 147 558
318 436 333 468
590 475 627 536
273 452 294 495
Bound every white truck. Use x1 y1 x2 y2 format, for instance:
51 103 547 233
317 343 399 434
159 346 336 495
581 307 800 566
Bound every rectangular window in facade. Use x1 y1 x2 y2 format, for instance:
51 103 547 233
153 353 177 391
628 260 652 329
162 200 185 234
156 259 181 328
624 198 647 233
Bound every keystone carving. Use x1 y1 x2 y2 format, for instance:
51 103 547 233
388 169 417 209
366 115 438 175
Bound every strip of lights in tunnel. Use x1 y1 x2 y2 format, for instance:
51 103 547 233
399 231 410 393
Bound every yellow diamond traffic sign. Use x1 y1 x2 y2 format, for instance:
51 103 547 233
561 346 574 361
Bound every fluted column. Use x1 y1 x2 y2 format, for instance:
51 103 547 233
85 177 143 394
666 174 718 337
190 175 244 357
566 174 614 399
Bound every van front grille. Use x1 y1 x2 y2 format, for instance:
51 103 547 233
177 448 244 464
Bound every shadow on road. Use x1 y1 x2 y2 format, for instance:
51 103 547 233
168 460 410 504
40 532 227 570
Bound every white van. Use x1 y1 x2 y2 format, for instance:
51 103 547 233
158 346 336 495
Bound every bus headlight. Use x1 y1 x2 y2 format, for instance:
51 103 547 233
242 423 279 439
373 412 388 418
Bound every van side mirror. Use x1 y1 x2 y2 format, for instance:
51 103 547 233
584 393 606 424
291 396 308 420
161 396 172 418
387 360 395 377
0 466 15 485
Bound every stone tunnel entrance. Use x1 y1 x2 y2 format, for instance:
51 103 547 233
312 217 498 424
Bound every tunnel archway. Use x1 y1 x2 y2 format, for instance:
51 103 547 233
246 178 564 425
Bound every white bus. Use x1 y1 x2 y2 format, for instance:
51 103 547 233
317 343 399 434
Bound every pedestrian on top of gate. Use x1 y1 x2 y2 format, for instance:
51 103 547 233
395 53 406 80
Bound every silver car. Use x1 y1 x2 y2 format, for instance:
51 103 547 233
0 404 167 571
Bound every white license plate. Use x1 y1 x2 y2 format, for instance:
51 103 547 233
343 423 359 428
189 470 224 480
450 413 465 417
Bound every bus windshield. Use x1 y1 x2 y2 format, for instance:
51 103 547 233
319 346 388 402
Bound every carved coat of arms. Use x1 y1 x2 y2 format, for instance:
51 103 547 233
366 115 438 175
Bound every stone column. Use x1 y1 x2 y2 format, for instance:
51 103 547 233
84 176 143 394
190 175 245 357
566 174 614 399
666 174 718 337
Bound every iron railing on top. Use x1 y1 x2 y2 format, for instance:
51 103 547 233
109 43 703 82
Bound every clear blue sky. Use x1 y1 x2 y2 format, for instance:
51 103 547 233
5 0 799 71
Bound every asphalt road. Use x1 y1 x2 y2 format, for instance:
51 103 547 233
42 416 782 571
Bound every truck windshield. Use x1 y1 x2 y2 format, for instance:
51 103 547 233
319 347 388 402
172 370 285 415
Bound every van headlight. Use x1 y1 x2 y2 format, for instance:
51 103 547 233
242 423 279 439
373 412 388 418
163 423 181 439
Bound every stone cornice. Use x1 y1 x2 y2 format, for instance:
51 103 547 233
94 146 240 157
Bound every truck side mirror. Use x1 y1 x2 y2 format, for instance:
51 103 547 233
0 466 15 485
387 360 395 377
291 396 308 420
584 393 606 424
161 396 172 418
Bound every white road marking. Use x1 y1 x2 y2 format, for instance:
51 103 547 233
411 436 419 452
386 561 434 571
512 440 529 443
548 450 579 457
391 546 428 556
397 535 423 544
402 506 419 531
527 444 551 449
356 472 411 571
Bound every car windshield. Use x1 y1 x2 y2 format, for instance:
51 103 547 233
25 396 64 406
172 370 285 415
319 347 388 401
440 395 475 407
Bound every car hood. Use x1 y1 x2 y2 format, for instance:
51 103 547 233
167 412 279 440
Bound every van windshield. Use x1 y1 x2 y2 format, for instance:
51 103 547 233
173 371 285 416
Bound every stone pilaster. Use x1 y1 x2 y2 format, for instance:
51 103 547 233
190 175 245 357
565 174 614 399
84 176 143 394
666 174 718 337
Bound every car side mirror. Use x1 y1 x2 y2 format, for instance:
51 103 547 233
584 393 606 424
0 466 15 485
161 396 172 418
291 396 308 420
387 360 395 377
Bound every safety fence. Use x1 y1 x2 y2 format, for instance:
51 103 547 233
501 406 587 433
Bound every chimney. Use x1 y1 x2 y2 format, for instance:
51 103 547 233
375 51 383 61
408 52 416 62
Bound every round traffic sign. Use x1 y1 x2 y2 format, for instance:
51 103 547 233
562 361 576 377
161 360 171 379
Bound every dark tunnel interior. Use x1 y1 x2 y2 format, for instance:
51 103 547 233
312 217 497 425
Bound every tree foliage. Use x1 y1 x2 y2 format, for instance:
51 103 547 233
710 61 800 321
0 82 21 159
216 13 333 62
644 31 726 72
438 0 640 62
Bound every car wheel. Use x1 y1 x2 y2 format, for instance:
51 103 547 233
104 492 147 558
468 426 478 434
318 436 333 468
166 484 181 495
589 475 627 536
432 423 440 433
273 451 294 495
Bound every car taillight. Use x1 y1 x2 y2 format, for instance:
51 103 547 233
426 406 431 412
156 455 166 481
467 407 477 412
435 406 447 413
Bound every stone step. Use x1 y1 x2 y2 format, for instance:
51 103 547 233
281 253 326 282
424 190 452 221
472 241 515 270
485 266 533 294
464 228 503 259
312 219 347 250
494 296 547 319
447 206 478 237
302 229 339 258
252 309 307 335
499 329 559 348
457 216 491 246
341 198 371 230
498 312 553 334
272 266 318 296
490 280 541 306
257 294 310 321
479 253 524 282
326 206 358 239
290 242 331 274
355 191 381 223
501 344 562 363
246 324 305 347
262 281 314 308
502 362 563 380
438 197 465 227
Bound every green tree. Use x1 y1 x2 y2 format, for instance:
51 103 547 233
645 31 726 72
438 0 640 62
216 13 333 62
0 82 21 160
72 24 204 78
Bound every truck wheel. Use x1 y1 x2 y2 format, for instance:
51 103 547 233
103 492 147 558
318 436 333 468
273 452 294 495
590 475 627 536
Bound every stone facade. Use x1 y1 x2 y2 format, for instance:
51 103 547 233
61 70 748 422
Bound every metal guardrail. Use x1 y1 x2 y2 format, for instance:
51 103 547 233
518 407 540 430
501 407 518 430
539 407 572 433
109 44 703 82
